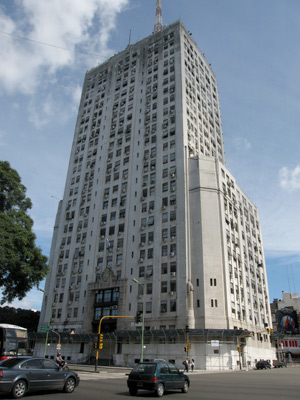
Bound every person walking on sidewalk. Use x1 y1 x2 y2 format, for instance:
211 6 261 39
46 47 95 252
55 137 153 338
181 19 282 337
190 359 195 372
183 358 189 372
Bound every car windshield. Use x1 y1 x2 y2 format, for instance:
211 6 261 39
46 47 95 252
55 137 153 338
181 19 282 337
132 363 156 374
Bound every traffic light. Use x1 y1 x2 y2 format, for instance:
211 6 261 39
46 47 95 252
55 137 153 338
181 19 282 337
184 346 188 352
136 312 142 323
99 334 104 349
188 343 191 349
94 334 104 350
185 325 189 333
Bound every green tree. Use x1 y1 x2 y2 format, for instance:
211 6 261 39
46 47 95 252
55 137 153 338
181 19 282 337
0 306 40 332
0 161 48 304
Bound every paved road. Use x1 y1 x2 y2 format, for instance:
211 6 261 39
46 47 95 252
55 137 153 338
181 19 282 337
0 366 298 400
77 366 300 400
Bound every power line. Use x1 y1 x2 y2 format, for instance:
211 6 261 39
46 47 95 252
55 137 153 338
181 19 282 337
0 29 107 59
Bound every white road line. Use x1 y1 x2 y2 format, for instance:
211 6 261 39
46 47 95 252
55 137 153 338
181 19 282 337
79 372 128 380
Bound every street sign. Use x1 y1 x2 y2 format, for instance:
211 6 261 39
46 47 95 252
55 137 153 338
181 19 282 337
211 340 219 347
39 325 50 333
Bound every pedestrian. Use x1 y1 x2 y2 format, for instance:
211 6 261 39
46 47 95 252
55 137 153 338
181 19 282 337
190 359 195 372
183 358 189 372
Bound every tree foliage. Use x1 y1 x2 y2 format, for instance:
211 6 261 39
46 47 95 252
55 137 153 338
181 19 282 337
0 306 40 332
0 161 48 304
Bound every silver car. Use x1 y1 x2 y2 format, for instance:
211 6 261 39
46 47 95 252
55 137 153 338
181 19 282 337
0 357 80 398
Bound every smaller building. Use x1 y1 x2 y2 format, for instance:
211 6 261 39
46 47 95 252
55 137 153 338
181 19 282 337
271 292 300 363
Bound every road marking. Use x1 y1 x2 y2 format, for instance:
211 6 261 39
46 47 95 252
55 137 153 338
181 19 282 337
79 372 128 380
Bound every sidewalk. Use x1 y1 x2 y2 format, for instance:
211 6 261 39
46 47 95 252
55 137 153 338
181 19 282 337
68 363 230 375
69 364 131 374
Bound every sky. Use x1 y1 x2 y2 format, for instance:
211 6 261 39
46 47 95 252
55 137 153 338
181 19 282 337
0 0 299 310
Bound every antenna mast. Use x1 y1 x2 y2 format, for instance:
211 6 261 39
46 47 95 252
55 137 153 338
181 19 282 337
154 0 163 33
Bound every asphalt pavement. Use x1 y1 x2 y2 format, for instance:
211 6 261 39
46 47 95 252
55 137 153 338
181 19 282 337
68 363 243 376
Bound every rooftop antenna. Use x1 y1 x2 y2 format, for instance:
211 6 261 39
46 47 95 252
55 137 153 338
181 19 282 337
154 0 163 33
128 29 131 46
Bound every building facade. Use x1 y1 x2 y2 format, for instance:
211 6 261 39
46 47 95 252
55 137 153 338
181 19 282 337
271 292 300 363
38 20 275 369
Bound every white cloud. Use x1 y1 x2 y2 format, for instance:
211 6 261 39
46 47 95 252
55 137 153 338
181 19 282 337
0 0 129 95
28 94 56 128
69 84 83 113
279 164 300 191
232 137 251 150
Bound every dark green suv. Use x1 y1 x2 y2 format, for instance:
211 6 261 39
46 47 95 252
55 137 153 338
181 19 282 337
127 360 189 397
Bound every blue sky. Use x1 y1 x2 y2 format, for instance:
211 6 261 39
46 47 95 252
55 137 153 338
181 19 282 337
0 0 299 310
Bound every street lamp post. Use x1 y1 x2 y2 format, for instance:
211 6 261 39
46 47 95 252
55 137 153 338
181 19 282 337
38 288 53 357
132 278 145 362
49 330 61 345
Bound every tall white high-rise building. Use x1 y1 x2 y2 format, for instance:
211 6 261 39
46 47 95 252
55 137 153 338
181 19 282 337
38 18 274 369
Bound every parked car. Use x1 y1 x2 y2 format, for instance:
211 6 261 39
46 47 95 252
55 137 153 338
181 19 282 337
273 360 287 368
256 360 271 370
127 360 189 397
0 357 80 398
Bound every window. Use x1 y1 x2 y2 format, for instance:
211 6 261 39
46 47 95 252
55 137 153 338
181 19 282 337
170 210 176 221
170 300 176 312
148 216 154 226
146 302 152 313
210 278 217 286
211 299 218 307
21 359 42 369
162 263 168 274
146 265 153 277
117 254 123 265
162 212 168 222
170 243 176 255
162 246 168 256
112 288 119 301
170 281 176 292
161 301 167 313
103 290 111 302
146 283 152 295
161 281 168 293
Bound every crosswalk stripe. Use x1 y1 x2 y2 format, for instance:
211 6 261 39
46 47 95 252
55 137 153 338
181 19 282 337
79 373 128 380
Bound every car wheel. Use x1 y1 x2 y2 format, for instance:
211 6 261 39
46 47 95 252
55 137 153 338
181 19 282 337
129 387 138 396
182 380 189 393
63 377 76 393
156 383 165 397
12 380 27 399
